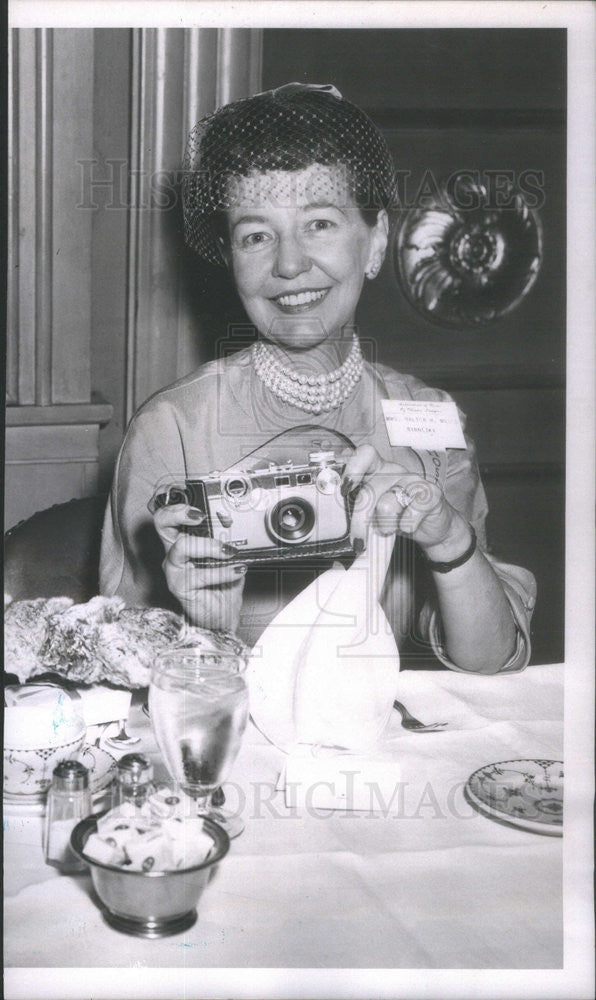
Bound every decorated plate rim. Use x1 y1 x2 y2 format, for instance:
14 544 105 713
3 744 117 804
464 757 563 835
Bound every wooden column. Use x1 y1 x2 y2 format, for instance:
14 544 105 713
125 27 262 421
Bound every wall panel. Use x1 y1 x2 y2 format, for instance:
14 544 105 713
6 28 112 529
51 29 95 403
6 27 262 527
262 28 566 663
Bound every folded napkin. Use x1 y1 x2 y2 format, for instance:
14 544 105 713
5 681 132 727
248 531 401 753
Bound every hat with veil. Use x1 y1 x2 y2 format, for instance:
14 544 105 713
182 82 398 265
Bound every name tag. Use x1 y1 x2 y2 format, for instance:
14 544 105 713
381 399 467 450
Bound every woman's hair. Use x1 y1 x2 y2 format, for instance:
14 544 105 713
182 83 397 265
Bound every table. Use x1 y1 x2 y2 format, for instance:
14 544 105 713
4 664 563 971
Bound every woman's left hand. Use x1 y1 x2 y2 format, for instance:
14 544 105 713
341 444 518 674
342 444 472 560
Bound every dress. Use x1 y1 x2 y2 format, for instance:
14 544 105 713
99 347 536 670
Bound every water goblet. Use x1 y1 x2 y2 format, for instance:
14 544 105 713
149 648 249 838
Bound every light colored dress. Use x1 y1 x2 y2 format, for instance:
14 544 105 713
99 348 536 670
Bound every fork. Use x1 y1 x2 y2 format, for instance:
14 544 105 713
393 700 448 732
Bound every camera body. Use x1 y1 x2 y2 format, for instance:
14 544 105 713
151 449 353 564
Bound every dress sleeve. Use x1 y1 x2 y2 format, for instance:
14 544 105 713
99 400 185 611
414 396 537 673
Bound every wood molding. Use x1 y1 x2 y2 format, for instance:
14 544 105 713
6 394 113 428
125 27 142 427
51 29 95 403
125 28 263 420
126 27 192 421
8 28 95 408
35 28 53 406
13 31 37 405
7 30 19 405
216 28 263 108
4 425 102 530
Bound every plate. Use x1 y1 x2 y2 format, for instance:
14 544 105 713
465 758 563 836
3 745 118 815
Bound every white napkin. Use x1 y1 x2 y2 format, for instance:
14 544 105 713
6 682 132 733
248 531 401 752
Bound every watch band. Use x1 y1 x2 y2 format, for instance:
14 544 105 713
424 525 477 573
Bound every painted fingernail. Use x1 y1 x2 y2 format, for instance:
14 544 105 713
353 537 365 554
233 564 248 575
341 478 353 498
221 543 239 556
186 507 205 521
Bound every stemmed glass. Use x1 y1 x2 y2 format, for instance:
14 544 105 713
149 648 249 838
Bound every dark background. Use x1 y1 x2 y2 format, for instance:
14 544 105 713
259 29 566 664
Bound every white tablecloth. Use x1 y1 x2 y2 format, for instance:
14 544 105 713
4 665 563 971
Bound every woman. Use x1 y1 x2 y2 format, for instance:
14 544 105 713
100 83 536 674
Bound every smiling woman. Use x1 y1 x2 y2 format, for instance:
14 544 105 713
225 164 388 354
99 83 536 675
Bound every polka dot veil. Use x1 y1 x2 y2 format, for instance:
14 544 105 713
182 82 398 265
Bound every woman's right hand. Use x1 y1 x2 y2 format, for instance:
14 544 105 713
153 505 247 632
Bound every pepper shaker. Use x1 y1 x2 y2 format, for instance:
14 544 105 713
110 753 156 815
43 760 92 874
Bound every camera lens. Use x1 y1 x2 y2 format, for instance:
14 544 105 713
267 497 315 544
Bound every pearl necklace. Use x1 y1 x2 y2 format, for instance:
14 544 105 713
251 334 363 414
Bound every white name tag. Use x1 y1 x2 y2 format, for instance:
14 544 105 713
381 399 467 450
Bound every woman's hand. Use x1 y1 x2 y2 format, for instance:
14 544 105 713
341 444 517 673
342 444 472 559
153 505 247 631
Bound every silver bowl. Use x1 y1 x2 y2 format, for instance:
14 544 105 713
70 811 229 937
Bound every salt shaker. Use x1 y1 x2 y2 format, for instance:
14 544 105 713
110 753 156 815
43 760 92 874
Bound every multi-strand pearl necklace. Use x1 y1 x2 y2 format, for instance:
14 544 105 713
251 334 363 414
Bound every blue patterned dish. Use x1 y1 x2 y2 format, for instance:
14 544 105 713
465 758 563 835
3 745 117 810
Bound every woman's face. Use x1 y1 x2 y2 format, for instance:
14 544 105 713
223 164 388 351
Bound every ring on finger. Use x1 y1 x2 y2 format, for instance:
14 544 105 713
390 485 414 509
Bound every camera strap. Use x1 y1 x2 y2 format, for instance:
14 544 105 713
412 447 448 492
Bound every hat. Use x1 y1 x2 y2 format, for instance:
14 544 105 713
182 82 398 265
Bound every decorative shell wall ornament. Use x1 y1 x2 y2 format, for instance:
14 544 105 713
394 174 543 327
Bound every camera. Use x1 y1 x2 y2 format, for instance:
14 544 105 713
150 449 354 565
